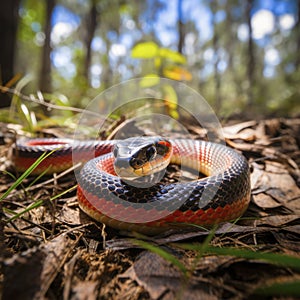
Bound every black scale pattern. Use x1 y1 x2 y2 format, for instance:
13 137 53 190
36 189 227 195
78 140 250 213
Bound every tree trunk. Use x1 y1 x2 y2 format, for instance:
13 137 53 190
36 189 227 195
224 1 233 73
211 1 221 113
246 0 254 108
177 0 184 54
0 0 20 108
39 0 55 94
84 0 98 83
294 0 300 70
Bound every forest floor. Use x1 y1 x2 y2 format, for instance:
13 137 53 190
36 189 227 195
0 117 300 300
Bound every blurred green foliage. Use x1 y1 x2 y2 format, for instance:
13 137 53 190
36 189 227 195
6 0 300 124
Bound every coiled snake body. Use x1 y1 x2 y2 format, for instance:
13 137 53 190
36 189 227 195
14 137 251 234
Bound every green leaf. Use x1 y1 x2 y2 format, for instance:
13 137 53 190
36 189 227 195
163 66 192 81
6 185 77 222
177 244 300 270
159 48 186 64
139 74 160 88
131 42 159 59
10 74 33 117
163 84 178 108
0 145 67 204
20 103 37 131
0 108 17 123
9 74 37 132
45 93 70 107
0 151 50 202
254 279 300 297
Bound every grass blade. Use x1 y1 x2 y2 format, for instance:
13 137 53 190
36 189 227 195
0 148 61 202
176 243 300 270
254 279 300 296
6 184 77 222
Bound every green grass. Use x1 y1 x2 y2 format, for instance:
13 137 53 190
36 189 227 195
131 229 300 297
5 184 77 222
0 150 55 202
1 147 77 222
254 279 300 296
177 243 300 270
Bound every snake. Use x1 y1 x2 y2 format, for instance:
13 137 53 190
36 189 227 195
13 137 251 234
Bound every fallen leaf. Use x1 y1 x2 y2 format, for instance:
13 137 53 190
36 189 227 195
222 120 257 136
105 223 277 250
254 215 299 227
252 193 282 209
121 251 217 300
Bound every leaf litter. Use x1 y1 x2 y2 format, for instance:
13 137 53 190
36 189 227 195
0 117 299 299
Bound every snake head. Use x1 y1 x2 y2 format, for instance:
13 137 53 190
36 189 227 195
113 136 173 179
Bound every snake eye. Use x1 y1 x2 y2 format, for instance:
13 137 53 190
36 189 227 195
130 158 144 169
146 146 157 160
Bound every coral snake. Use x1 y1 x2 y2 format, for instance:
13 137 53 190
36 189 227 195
14 137 251 234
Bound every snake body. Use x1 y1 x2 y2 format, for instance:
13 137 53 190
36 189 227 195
14 138 251 234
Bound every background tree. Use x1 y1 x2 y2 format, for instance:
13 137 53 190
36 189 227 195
177 0 184 54
83 0 98 83
0 0 20 108
246 0 255 109
211 0 222 113
2 0 298 117
39 0 55 94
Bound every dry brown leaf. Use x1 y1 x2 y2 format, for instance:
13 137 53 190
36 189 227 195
222 120 257 136
58 200 81 225
283 225 300 235
121 251 218 300
105 223 275 250
250 167 265 190
254 215 299 227
252 193 282 209
272 232 300 252
226 138 264 152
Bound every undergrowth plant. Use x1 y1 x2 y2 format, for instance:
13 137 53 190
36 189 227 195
132 228 300 297
1 148 77 222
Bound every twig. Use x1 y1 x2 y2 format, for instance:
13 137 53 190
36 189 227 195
0 85 103 118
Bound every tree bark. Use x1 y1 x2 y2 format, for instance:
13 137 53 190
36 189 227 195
84 0 98 82
246 0 255 108
211 1 221 113
0 0 20 108
294 0 300 70
177 0 184 54
224 1 234 73
39 0 55 94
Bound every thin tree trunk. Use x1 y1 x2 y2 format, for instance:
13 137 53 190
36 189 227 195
39 0 55 94
294 0 300 70
177 0 184 54
84 0 98 82
224 1 233 72
211 1 221 113
0 0 20 107
246 0 254 108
